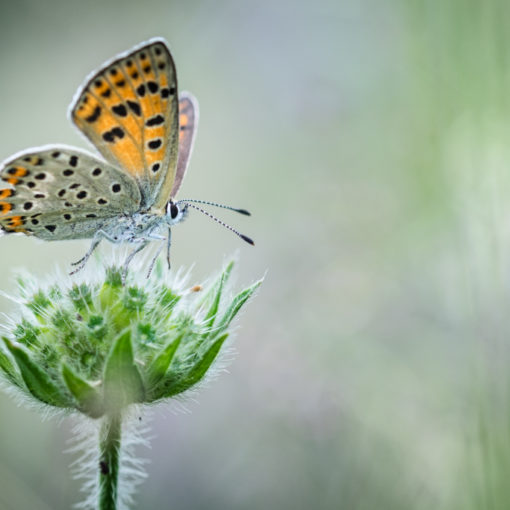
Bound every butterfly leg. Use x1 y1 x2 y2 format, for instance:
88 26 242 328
146 241 165 279
166 228 172 269
69 225 119 270
122 240 150 284
69 237 102 275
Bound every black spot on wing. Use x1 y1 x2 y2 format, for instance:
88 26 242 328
148 139 162 150
161 87 175 99
102 127 125 143
127 100 141 116
147 81 159 93
85 106 102 123
146 115 165 127
112 104 127 117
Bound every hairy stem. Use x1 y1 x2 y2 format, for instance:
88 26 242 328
99 413 122 510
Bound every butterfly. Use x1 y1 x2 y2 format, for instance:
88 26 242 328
0 38 253 280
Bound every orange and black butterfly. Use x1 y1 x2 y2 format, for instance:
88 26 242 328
0 38 253 279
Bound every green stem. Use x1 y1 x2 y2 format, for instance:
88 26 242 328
98 413 122 510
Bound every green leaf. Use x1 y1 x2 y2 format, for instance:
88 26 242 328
154 333 228 400
0 342 21 387
3 338 70 407
103 331 144 411
202 261 234 330
146 335 182 389
183 333 228 387
62 364 104 418
215 279 262 332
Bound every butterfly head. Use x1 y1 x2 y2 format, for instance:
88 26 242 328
165 200 188 226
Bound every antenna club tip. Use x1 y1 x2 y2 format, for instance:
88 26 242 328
241 234 255 246
237 209 251 216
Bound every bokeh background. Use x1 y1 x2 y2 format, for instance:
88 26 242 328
2 0 510 508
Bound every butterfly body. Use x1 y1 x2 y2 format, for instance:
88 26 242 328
92 205 188 245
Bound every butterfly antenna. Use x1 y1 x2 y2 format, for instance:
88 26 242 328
176 199 251 216
182 202 254 245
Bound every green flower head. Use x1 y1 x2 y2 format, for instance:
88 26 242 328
0 258 261 418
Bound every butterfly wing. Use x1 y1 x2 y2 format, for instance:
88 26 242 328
0 146 141 239
171 92 199 198
70 38 179 211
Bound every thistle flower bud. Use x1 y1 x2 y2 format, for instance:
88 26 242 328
0 260 261 418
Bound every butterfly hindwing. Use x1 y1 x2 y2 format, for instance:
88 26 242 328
9 211 109 241
171 92 199 199
70 39 179 210
0 146 141 238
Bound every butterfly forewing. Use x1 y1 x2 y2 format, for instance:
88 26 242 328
0 147 141 238
171 92 199 198
70 39 179 210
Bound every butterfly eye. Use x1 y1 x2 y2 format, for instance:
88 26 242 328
170 203 179 219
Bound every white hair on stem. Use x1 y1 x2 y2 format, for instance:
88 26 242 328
68 408 152 510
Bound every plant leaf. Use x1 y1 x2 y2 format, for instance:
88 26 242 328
146 334 182 389
153 333 228 400
215 279 262 333
103 330 144 411
202 261 235 329
62 364 104 418
0 341 21 387
3 338 70 407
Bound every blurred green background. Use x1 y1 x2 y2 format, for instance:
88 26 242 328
2 0 510 508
